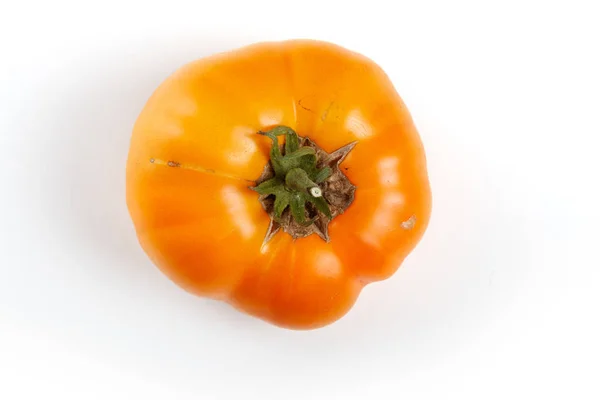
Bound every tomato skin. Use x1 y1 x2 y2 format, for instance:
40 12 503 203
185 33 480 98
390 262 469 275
126 40 432 329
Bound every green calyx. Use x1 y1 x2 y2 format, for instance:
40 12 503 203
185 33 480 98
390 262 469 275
251 126 332 225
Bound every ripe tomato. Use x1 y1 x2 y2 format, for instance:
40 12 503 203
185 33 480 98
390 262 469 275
126 40 432 329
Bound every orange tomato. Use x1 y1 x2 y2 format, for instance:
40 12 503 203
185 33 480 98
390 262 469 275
126 40 432 329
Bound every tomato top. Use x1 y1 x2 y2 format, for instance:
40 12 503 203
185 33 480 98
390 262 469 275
126 40 432 329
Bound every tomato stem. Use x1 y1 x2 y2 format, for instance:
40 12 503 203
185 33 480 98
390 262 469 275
255 127 333 225
253 126 356 242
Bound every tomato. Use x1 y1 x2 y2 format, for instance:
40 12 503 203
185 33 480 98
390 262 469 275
126 39 432 329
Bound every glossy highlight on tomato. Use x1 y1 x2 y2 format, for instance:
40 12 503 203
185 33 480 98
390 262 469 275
126 39 432 329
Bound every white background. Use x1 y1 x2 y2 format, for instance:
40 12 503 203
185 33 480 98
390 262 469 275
1 0 599 399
